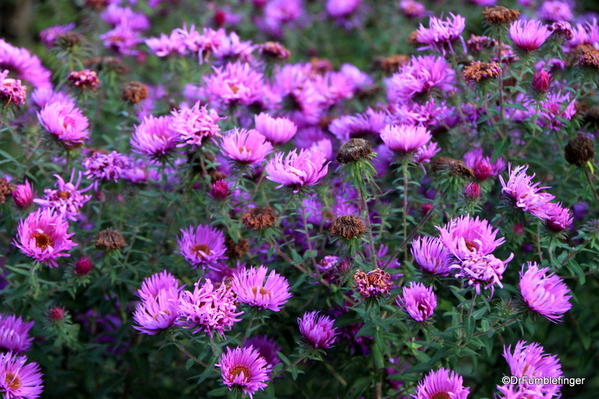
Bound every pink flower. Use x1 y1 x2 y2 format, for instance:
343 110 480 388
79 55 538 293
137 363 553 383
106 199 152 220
415 13 466 55
509 20 551 52
82 151 133 187
136 270 182 301
538 1 573 22
437 215 506 259
220 128 273 165
397 282 437 322
519 262 571 322
265 148 329 193
231 265 292 312
0 39 52 89
177 224 227 269
463 148 506 181
0 70 27 106
177 278 242 337
413 368 469 399
216 346 271 399
13 209 77 268
145 31 186 57
100 23 141 55
411 236 452 276
499 165 555 219
131 115 179 160
399 0 427 19
39 23 75 48
33 171 92 221
171 101 223 147
254 113 297 145
37 101 90 146
204 62 266 108
298 311 338 349
133 287 179 335
380 124 432 154
329 108 387 143
326 0 361 19
0 314 34 353
12 180 36 210
0 352 44 399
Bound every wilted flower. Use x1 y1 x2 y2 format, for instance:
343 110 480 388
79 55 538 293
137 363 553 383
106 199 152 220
216 346 271 399
95 229 127 252
354 268 392 299
0 314 34 353
298 311 338 349
0 352 44 399
397 282 437 322
564 135 595 166
519 262 572 322
0 70 27 106
121 81 149 104
177 224 227 269
231 265 291 312
331 215 365 240
13 209 77 268
412 368 470 399
241 207 278 230
66 69 100 90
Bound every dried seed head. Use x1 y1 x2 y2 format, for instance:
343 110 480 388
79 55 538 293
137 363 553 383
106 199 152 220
122 81 149 104
258 42 291 60
407 31 420 46
56 32 83 49
482 6 520 25
310 57 334 74
95 229 127 251
354 268 392 299
241 207 278 230
466 35 498 53
432 157 475 178
330 216 366 240
575 48 599 69
463 61 502 83
372 54 411 75
0 178 15 204
225 237 249 259
564 136 595 166
336 138 373 164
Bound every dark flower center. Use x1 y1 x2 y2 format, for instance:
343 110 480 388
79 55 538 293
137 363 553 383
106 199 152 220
431 392 450 399
238 146 252 154
57 191 71 200
5 372 22 390
231 365 251 380
464 240 478 252
191 243 211 260
32 232 53 250
251 286 271 297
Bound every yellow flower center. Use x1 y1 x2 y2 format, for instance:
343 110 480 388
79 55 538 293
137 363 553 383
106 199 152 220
32 232 53 250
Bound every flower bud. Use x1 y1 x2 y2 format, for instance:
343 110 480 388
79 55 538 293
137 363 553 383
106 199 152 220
532 70 551 93
464 182 481 200
210 180 229 200
48 307 65 322
74 257 93 275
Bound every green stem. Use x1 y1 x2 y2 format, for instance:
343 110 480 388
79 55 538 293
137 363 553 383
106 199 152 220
173 340 208 367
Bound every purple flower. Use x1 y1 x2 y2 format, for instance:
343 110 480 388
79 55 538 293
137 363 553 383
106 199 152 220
254 113 297 145
171 101 223 147
298 311 338 349
497 341 562 398
0 314 34 353
82 151 133 188
399 0 427 19
0 352 43 399
538 91 577 131
437 215 506 260
231 265 291 312
544 202 573 232
411 236 452 276
519 262 572 322
499 165 555 219
39 23 75 48
387 55 455 103
33 171 92 221
12 180 36 210
13 209 77 268
177 278 242 338
538 1 573 22
329 108 387 143
145 31 186 57
37 101 90 146
131 115 179 160
220 128 273 165
177 224 227 269
452 252 512 295
212 32 255 64
380 124 432 154
265 148 329 193
137 270 182 300
509 20 551 52
414 142 440 164
0 39 52 90
204 62 266 108
101 5 149 31
397 282 437 322
100 23 141 55
132 287 179 335
326 0 361 19
463 148 506 181
0 70 27 106
216 346 271 399
412 368 470 399
243 336 281 369
415 13 466 55
30 89 72 110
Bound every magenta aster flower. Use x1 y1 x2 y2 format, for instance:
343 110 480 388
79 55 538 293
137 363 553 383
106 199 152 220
387 55 455 103
543 202 573 232
509 20 552 52
452 252 512 295
0 70 27 106
463 148 506 181
177 224 227 269
411 236 452 276
298 311 338 349
220 128 273 166
216 346 271 399
499 165 555 219
329 108 387 143
380 124 432 154
0 39 51 90
39 23 75 48
0 352 43 399
100 23 141 56
133 287 179 335
397 282 437 322
171 101 223 147
37 100 90 146
82 151 133 188
437 215 506 260
101 5 149 31
145 31 186 57
538 1 573 22
231 265 291 312
326 0 361 19
265 148 329 193
399 0 427 19
33 171 92 221
497 341 562 398
415 13 466 55
538 91 577 131
519 262 571 322
12 180 36 210
212 32 255 64
177 278 242 338
243 336 281 368
412 368 470 399
137 270 182 300
254 113 297 145
0 314 34 353
204 62 266 108
131 115 179 160
13 209 77 268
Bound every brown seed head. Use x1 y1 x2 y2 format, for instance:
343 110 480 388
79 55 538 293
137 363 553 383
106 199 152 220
331 215 366 240
336 138 373 164
482 6 520 25
225 237 250 259
575 48 599 69
95 229 127 251
564 136 595 166
354 268 392 299
432 157 475 178
463 61 502 83
241 207 278 230
258 42 291 60
372 54 411 75
407 31 420 46
310 57 333 74
67 69 100 90
56 32 83 49
122 81 149 104
0 178 15 204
